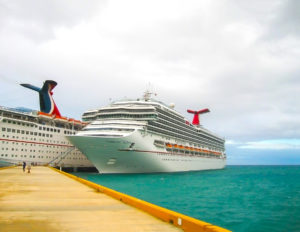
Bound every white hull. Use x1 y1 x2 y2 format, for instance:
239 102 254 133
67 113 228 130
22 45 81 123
0 111 93 168
68 131 226 174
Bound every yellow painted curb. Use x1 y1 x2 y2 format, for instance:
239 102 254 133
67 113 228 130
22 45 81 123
49 166 231 232
0 165 17 171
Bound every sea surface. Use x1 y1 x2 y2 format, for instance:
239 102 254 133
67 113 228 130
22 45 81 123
74 166 300 232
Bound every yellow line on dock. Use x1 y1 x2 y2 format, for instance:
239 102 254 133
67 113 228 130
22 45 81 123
0 166 231 232
0 165 16 171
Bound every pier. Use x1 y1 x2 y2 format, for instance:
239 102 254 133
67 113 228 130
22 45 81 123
0 166 230 232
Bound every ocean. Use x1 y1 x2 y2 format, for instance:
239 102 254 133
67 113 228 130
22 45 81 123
75 166 300 232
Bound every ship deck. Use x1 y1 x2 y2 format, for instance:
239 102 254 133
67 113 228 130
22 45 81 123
0 166 230 232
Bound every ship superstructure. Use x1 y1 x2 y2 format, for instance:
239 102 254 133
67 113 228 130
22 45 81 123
0 80 93 168
67 91 226 173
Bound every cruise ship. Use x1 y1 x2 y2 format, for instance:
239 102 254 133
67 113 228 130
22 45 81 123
0 80 93 169
67 91 226 173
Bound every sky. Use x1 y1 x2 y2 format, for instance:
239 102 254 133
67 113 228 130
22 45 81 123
0 0 299 165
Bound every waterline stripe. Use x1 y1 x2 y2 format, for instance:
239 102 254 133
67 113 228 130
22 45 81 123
0 138 74 148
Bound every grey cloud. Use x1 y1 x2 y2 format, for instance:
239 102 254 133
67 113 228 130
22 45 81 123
0 0 105 41
0 0 299 146
266 0 300 39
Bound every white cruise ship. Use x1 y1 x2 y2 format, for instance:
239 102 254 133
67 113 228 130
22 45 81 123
0 80 93 169
67 91 226 173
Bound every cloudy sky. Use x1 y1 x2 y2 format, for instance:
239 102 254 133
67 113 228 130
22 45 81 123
0 0 299 164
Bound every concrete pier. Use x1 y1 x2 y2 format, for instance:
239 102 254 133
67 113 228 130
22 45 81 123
0 166 182 232
0 166 230 232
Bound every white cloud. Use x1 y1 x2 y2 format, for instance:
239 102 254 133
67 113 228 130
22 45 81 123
238 139 300 150
0 0 300 144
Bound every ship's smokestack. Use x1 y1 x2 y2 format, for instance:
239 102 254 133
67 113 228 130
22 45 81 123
187 108 210 125
21 80 61 117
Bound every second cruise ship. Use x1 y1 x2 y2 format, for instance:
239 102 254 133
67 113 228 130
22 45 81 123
0 80 93 169
67 91 226 173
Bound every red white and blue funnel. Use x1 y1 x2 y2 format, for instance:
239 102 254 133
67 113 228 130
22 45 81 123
21 80 61 117
187 108 210 125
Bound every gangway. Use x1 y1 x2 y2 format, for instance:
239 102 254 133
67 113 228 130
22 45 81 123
47 147 76 167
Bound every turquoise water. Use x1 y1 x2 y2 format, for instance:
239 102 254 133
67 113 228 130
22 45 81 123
75 166 300 232
0 160 13 167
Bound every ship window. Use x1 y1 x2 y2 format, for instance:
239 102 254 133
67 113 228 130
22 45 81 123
2 128 5 131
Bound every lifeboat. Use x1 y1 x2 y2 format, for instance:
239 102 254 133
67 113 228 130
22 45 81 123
68 118 82 125
54 115 68 122
166 143 172 148
38 111 53 119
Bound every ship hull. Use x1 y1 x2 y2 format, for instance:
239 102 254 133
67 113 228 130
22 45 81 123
67 131 226 174
0 109 93 168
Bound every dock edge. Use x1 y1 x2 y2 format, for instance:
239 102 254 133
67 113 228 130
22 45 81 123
49 166 231 232
0 165 17 171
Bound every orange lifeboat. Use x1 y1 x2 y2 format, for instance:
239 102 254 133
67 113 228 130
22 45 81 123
166 143 172 148
54 115 68 122
68 118 82 125
38 111 53 118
